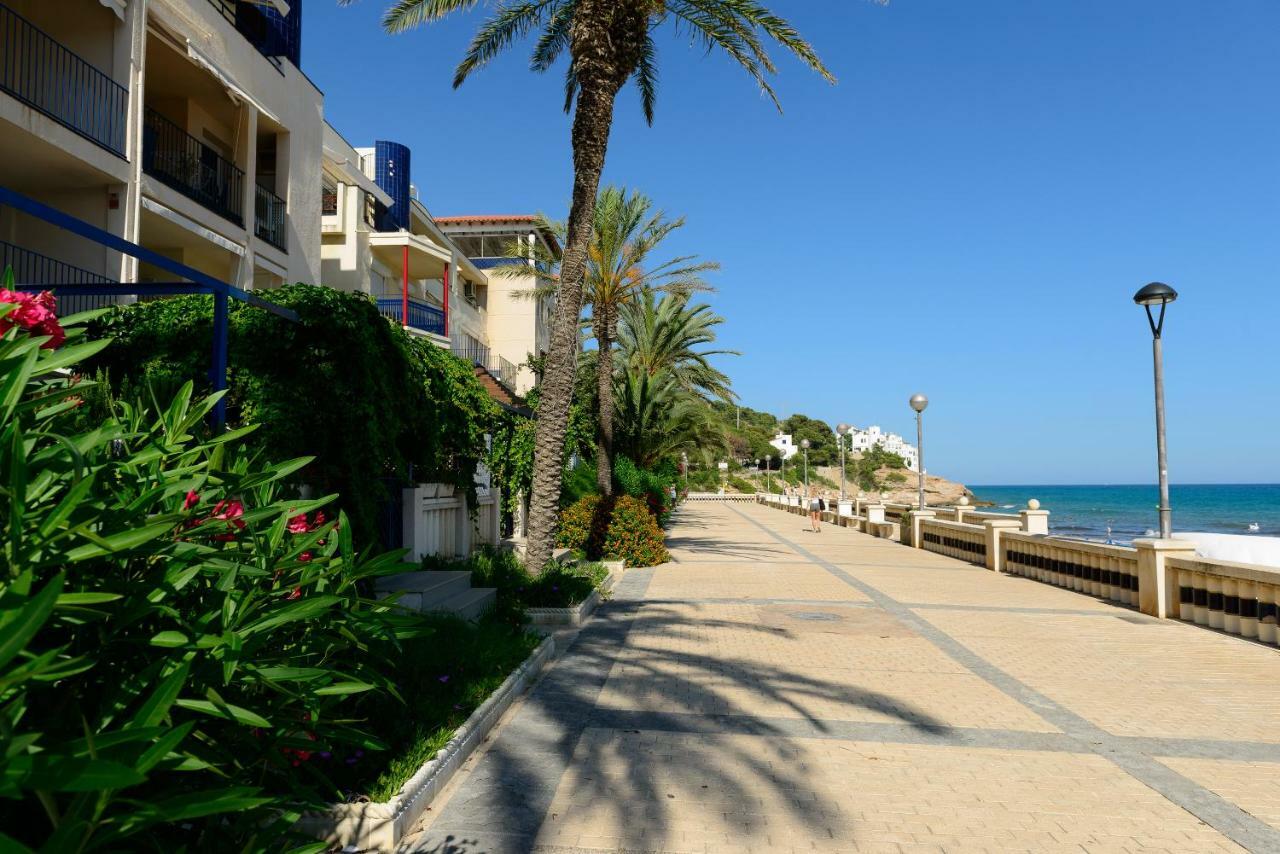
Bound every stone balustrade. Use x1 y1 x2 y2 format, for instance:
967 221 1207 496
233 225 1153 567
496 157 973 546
920 518 988 565
1168 554 1280 646
1001 531 1140 607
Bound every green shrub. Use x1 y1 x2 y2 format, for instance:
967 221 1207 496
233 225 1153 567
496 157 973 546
614 455 677 525
557 495 669 567
559 459 599 508
603 495 670 567
89 285 497 547
0 299 428 849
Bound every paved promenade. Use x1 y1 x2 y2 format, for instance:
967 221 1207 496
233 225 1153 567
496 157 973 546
407 502 1280 853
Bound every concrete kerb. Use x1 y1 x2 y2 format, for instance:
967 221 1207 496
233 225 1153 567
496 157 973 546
299 637 557 851
527 565 623 627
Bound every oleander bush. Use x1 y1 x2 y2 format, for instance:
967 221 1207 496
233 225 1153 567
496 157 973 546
0 288 433 850
556 495 669 567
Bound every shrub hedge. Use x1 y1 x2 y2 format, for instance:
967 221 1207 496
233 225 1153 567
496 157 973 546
556 494 670 567
88 285 497 546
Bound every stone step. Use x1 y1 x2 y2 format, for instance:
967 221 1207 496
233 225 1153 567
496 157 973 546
424 587 496 621
374 570 472 601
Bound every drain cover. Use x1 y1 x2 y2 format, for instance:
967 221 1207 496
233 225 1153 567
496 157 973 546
789 611 841 622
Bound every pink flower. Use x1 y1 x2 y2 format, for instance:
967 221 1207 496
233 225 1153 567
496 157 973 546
0 289 64 349
298 551 313 563
287 513 310 534
184 491 200 510
284 588 302 600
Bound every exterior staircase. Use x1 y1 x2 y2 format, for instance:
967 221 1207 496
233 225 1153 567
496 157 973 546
374 570 496 621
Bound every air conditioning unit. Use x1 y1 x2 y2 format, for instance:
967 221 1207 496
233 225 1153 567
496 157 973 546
463 281 478 304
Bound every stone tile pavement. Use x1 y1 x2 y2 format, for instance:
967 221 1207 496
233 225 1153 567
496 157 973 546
402 502 1280 853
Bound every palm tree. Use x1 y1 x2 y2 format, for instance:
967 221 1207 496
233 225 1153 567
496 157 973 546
619 290 738 404
361 0 833 571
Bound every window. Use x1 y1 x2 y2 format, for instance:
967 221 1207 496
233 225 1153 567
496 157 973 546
321 175 338 216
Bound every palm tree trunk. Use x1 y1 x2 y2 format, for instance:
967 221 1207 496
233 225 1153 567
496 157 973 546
524 80 621 573
595 306 614 496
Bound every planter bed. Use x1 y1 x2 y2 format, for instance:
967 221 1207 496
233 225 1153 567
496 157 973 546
300 636 556 851
527 562 622 627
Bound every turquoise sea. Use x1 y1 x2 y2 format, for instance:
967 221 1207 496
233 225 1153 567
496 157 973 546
968 484 1280 543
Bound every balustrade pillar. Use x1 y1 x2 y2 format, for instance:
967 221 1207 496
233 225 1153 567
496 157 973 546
982 520 1022 572
1133 539 1197 619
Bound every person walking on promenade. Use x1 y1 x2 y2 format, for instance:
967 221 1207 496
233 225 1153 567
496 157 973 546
808 487 823 533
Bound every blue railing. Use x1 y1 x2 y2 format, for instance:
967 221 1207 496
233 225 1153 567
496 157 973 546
0 239 120 314
255 184 286 251
0 4 128 157
143 107 245 226
376 296 445 336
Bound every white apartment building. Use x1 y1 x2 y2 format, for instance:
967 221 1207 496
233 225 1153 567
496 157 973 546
0 0 322 295
319 127 501 388
847 425 920 471
436 216 560 395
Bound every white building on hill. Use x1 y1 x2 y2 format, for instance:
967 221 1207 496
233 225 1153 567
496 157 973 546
847 425 919 471
769 433 799 461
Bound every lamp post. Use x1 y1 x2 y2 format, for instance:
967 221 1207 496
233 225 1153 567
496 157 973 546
836 423 851 501
681 451 688 490
909 394 928 509
800 439 810 494
718 460 729 493
1134 282 1178 539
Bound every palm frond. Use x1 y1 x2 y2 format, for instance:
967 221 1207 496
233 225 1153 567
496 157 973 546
530 1 575 71
453 2 556 87
633 34 659 125
378 0 482 35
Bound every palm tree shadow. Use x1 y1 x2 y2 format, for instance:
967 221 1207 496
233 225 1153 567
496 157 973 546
404 590 950 852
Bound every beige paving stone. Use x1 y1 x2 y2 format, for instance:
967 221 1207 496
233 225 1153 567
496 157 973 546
919 607 1280 741
646 562 868 602
1157 756 1280 832
540 730 1241 854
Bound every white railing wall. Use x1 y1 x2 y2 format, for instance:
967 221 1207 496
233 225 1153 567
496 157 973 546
919 518 988 565
402 483 501 562
1168 555 1280 646
1001 531 1140 607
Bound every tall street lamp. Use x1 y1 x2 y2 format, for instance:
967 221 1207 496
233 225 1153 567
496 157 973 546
836 423 851 501
1134 282 1178 539
800 438 811 493
909 394 928 509
681 451 688 490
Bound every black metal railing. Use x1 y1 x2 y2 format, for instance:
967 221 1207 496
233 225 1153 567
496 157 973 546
376 296 445 336
206 0 301 69
452 339 518 392
255 184 286 251
0 4 128 156
0 239 119 314
142 107 244 226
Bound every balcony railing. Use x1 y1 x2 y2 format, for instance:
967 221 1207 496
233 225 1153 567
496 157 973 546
0 4 128 156
376 296 445 336
206 0 302 69
452 339 518 392
142 108 244 226
0 239 119 314
255 184 286 251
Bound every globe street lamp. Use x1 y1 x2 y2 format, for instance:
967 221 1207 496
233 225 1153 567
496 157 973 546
1134 282 1178 539
800 438 811 494
909 394 928 509
836 423 851 501
718 460 728 493
681 451 688 490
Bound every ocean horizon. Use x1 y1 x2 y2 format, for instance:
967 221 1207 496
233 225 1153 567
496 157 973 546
967 483 1280 543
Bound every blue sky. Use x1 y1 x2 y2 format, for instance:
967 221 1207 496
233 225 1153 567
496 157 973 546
306 1 1279 486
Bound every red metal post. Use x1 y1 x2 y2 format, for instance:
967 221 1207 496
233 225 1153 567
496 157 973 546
401 244 409 328
442 263 450 339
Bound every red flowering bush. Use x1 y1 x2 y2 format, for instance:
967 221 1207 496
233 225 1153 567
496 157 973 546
555 494 669 567
0 285 65 349
602 495 670 567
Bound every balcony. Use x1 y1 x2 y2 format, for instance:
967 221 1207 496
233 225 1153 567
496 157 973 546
142 107 244 226
0 239 119 314
0 3 127 157
206 0 302 69
376 295 445 336
255 184 286 251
